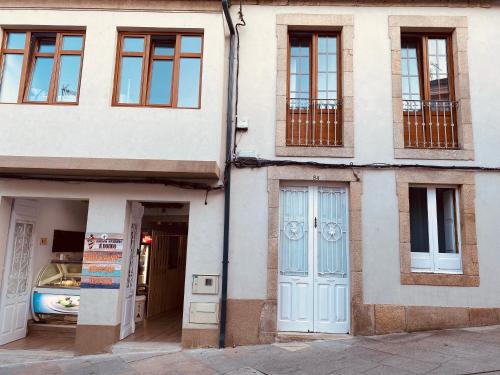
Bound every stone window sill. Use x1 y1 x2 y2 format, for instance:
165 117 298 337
395 148 474 161
276 146 354 158
401 272 479 287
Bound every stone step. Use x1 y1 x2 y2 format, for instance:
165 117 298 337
28 321 76 336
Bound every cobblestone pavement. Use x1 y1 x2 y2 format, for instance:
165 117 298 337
2 326 500 374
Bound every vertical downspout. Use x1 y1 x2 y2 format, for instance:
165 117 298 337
220 0 235 349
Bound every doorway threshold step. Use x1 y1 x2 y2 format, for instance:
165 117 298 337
276 332 351 343
28 322 76 336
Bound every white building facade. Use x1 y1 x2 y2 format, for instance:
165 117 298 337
0 0 499 353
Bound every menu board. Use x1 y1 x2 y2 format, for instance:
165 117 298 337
80 233 124 289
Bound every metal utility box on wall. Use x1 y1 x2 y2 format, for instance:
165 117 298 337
189 302 220 324
192 274 219 295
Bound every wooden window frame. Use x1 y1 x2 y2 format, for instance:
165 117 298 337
287 31 342 108
286 31 343 147
0 30 86 105
112 31 204 109
401 32 456 104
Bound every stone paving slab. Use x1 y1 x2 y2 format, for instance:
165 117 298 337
1 326 500 374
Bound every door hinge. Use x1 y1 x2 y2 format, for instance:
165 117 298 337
314 217 317 228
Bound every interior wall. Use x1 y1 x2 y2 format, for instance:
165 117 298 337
32 199 89 285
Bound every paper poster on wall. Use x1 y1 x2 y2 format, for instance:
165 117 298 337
80 233 124 289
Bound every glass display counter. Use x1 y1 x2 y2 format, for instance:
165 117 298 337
31 261 81 320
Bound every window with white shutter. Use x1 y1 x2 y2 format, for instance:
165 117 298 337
409 186 462 274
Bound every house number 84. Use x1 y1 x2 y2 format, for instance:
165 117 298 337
313 175 320 181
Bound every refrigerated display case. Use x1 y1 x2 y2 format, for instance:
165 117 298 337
31 261 82 321
137 233 151 292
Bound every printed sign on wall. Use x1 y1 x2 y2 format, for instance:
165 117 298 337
80 233 124 289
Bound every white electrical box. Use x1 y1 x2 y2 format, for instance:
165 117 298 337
189 302 220 324
236 150 257 159
236 117 249 130
192 274 219 295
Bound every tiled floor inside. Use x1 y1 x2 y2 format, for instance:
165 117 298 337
124 309 182 343
0 328 76 352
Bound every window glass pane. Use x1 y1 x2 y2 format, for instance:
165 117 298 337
401 40 421 104
409 187 430 253
123 37 144 52
180 36 202 54
38 39 56 53
437 39 447 56
436 188 458 254
410 77 420 95
177 58 201 108
317 36 337 103
62 35 83 51
299 75 309 93
428 38 450 101
289 38 310 102
27 57 54 102
318 73 326 91
328 55 337 72
118 56 143 104
56 55 81 102
148 60 173 105
327 37 336 53
328 73 337 91
290 56 298 75
6 32 26 49
152 36 175 56
0 54 23 103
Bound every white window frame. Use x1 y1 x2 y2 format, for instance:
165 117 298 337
410 185 463 274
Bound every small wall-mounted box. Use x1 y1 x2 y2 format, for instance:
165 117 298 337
189 302 220 324
236 117 249 131
192 274 219 295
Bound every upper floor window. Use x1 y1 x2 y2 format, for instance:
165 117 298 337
401 33 458 149
0 31 85 104
409 186 462 274
287 32 342 147
113 32 203 108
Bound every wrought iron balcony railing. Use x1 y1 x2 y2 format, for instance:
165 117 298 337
286 98 343 147
403 100 459 149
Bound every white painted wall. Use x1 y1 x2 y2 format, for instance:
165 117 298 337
228 167 268 300
31 199 88 286
0 8 227 165
362 171 500 308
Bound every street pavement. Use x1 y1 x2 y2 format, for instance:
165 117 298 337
2 325 500 374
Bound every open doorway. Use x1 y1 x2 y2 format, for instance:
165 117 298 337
123 202 188 345
0 198 89 351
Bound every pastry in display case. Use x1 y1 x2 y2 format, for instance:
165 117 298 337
31 261 82 321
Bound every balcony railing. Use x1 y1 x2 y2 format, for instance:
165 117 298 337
403 100 459 149
286 98 343 147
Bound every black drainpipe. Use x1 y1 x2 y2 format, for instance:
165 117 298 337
220 0 235 349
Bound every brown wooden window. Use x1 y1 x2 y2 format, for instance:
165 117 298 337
113 32 203 108
0 31 85 104
401 33 458 149
287 32 342 147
